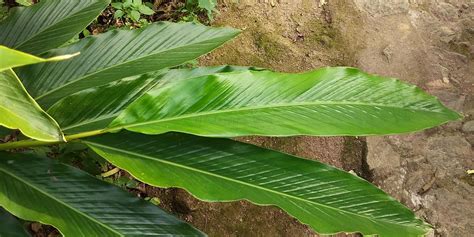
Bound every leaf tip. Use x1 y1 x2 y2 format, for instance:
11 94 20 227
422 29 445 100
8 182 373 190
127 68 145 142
440 105 463 122
49 52 80 62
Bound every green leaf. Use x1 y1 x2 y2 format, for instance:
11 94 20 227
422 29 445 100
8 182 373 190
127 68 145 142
84 132 431 236
0 46 78 71
144 2 154 8
129 9 140 21
198 0 216 13
82 29 91 37
110 2 123 9
47 66 261 134
0 152 205 236
110 67 461 137
0 207 29 237
17 22 240 107
113 9 124 18
0 0 109 55
49 71 164 134
0 2 7 22
123 0 132 8
138 4 154 15
0 69 64 142
133 0 142 6
14 0 32 7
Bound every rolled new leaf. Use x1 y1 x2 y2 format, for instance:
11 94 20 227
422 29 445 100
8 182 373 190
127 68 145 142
0 69 64 142
47 66 262 134
17 22 240 107
0 0 110 55
110 67 461 137
84 132 431 236
0 152 205 237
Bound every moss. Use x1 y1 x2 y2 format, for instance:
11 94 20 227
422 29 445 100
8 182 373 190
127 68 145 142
253 31 287 60
448 24 473 59
305 21 339 48
301 12 361 67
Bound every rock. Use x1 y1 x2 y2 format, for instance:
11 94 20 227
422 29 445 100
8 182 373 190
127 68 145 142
382 44 393 63
367 137 400 169
356 0 473 236
462 120 474 132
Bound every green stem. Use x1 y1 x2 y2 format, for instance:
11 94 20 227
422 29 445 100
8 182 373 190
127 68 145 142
0 129 108 151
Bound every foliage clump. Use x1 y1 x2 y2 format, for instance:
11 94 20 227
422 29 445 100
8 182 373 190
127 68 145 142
0 0 460 237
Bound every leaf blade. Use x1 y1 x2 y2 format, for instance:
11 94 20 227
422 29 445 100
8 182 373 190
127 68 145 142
84 132 430 236
0 0 110 55
18 22 240 107
0 152 205 237
110 67 460 137
47 66 261 134
198 0 217 13
0 69 64 142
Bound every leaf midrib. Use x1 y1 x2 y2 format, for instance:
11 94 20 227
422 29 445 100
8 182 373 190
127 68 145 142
86 141 424 231
114 100 449 129
34 34 235 101
0 165 122 237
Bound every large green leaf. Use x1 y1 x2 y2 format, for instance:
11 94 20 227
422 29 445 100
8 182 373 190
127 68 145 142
0 69 64 142
0 0 109 55
84 132 430 236
109 67 460 137
0 45 78 71
48 72 162 134
0 208 29 237
18 22 240 107
47 66 261 134
0 152 205 236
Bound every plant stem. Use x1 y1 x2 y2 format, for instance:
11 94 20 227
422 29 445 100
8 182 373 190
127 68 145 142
65 129 108 140
0 129 108 151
